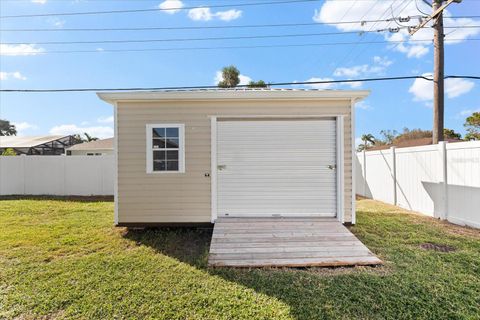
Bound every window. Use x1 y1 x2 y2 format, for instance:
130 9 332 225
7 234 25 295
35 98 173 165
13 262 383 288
146 124 185 173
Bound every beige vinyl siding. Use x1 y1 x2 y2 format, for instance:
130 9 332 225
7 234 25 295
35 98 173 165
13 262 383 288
117 100 353 223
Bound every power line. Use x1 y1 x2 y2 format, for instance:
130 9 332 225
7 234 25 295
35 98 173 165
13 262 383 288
0 29 418 46
1 75 479 93
2 38 478 55
0 0 318 19
0 16 432 32
0 16 475 33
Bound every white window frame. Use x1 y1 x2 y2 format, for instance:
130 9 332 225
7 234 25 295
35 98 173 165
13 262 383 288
146 123 185 174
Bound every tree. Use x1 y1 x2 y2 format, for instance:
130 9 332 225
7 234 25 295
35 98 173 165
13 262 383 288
1 148 16 156
217 65 240 88
84 132 99 142
247 80 268 88
393 128 432 144
443 128 461 140
72 133 99 144
378 129 398 145
357 133 376 151
464 112 480 141
0 119 17 136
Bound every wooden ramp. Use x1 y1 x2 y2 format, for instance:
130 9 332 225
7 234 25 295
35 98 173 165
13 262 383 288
208 217 382 268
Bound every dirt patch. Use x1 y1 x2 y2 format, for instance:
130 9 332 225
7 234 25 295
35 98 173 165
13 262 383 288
420 243 456 252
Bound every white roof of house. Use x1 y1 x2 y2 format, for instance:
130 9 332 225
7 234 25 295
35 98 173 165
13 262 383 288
0 135 68 148
97 88 370 104
66 138 113 151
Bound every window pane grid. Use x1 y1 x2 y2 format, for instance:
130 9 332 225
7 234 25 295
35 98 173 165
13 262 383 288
150 126 182 172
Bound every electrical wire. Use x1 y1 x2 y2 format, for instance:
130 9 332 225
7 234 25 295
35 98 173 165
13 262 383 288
1 29 414 46
0 0 318 19
1 75 479 93
0 17 427 32
2 38 477 55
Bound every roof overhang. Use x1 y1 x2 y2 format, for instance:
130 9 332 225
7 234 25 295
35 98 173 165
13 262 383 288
97 90 370 105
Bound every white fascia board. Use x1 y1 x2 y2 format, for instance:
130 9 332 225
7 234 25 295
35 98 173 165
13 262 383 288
97 90 370 104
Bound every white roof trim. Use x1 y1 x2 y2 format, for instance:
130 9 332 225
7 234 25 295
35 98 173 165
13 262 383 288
97 90 370 104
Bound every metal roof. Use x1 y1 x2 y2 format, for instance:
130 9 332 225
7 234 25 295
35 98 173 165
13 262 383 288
66 138 113 151
0 135 68 148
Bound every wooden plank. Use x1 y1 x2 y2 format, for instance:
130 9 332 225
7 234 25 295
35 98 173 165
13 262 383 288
209 240 365 249
209 249 374 260
210 235 358 243
212 231 356 239
210 245 372 254
208 256 383 267
212 227 349 234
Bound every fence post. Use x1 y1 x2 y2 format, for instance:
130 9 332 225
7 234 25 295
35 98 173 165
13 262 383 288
439 141 448 220
390 146 397 205
21 154 26 195
362 149 367 197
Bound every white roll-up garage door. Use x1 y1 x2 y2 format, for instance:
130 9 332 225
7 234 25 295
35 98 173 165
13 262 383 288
217 119 337 217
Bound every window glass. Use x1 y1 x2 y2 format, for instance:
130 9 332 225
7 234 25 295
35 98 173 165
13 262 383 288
166 161 179 171
166 127 179 138
166 138 179 148
166 150 178 160
149 125 183 172
153 128 165 138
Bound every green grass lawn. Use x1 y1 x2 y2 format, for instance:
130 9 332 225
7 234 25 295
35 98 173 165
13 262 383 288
0 199 479 319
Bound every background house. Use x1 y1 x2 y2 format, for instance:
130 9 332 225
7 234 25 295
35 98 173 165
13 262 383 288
65 138 114 156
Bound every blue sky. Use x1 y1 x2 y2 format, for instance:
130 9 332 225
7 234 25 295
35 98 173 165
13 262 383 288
0 0 479 142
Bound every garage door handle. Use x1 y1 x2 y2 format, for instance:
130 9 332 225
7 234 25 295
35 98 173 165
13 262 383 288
327 165 336 170
217 165 227 171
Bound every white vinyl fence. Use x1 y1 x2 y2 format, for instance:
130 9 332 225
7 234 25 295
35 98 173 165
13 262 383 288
356 141 480 229
0 155 114 196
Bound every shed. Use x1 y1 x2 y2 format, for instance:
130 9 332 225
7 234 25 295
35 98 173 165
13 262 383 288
65 138 114 156
98 89 369 227
98 89 382 267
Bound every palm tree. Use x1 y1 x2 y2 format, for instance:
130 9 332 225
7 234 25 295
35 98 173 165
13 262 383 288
84 132 99 142
358 133 376 151
217 65 240 88
0 119 17 136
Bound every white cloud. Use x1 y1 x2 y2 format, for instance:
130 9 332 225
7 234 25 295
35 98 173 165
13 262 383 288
334 56 392 77
0 44 45 56
188 7 242 21
313 0 480 58
409 74 475 101
188 7 213 21
355 101 372 110
97 116 114 124
12 122 38 134
49 124 113 139
355 137 363 148
31 0 47 4
458 108 480 117
214 71 252 86
304 77 335 90
215 9 242 21
0 71 27 81
159 0 184 14
47 17 66 28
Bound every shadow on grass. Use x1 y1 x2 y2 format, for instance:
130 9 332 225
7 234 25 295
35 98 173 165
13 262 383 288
122 226 386 320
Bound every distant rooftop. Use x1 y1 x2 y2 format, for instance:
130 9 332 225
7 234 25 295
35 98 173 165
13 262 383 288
0 135 68 148
66 138 113 151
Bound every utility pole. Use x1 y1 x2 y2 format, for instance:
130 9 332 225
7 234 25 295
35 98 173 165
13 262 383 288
432 0 445 143
409 0 462 143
